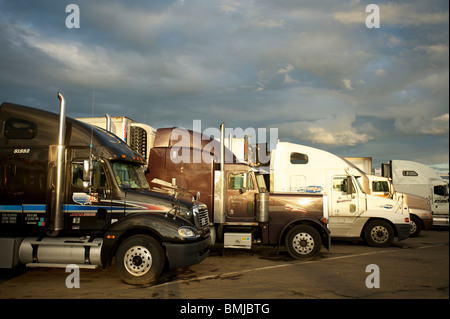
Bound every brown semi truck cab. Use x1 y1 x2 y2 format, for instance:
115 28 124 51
147 126 330 259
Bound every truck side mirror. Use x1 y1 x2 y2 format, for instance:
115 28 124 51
346 176 354 195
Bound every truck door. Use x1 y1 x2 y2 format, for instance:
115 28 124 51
226 171 257 221
70 160 112 230
330 176 359 215
329 176 360 236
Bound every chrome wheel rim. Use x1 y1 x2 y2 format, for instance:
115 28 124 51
410 220 417 234
292 232 315 255
124 245 152 277
370 226 389 244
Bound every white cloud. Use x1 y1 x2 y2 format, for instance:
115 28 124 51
13 17 230 95
342 79 354 90
17 26 134 88
414 44 449 68
277 64 297 84
381 2 448 27
395 113 449 136
277 114 375 146
220 0 284 28
333 9 365 25
273 30 374 89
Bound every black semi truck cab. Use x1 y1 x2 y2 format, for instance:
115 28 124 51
0 93 210 285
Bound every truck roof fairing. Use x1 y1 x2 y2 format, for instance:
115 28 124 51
0 102 145 165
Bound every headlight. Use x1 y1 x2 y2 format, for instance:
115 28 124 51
178 226 200 238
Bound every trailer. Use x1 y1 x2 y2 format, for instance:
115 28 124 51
0 93 210 285
344 157 373 175
77 115 156 164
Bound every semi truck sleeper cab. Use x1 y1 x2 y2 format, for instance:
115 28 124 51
0 93 210 285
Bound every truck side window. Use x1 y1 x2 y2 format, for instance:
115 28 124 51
72 163 84 187
4 118 37 139
228 173 244 190
402 170 418 176
72 161 107 188
333 177 346 193
228 173 254 190
333 177 355 194
92 162 107 188
290 152 308 164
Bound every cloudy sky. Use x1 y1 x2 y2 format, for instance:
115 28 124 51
0 0 448 173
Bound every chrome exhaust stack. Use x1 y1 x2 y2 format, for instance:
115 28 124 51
220 122 226 222
47 92 67 236
105 113 111 132
213 123 226 225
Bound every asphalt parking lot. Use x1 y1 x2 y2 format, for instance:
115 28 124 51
0 229 448 300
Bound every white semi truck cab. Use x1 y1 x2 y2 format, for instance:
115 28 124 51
367 174 433 237
382 160 449 227
271 142 411 247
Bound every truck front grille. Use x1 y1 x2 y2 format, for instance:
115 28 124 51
195 204 210 232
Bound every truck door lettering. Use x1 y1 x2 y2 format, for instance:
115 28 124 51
13 148 30 154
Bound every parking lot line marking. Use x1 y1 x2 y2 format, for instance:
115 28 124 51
147 243 445 289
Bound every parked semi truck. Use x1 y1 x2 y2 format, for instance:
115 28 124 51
145 125 330 259
367 175 432 237
0 94 210 285
270 142 411 247
344 156 432 236
382 160 449 227
77 115 156 164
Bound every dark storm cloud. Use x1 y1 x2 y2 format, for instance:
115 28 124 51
0 0 448 172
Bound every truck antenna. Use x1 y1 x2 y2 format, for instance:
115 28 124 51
88 86 95 190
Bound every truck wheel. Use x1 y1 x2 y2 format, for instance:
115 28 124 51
285 225 322 259
409 215 422 237
364 220 394 247
115 235 165 285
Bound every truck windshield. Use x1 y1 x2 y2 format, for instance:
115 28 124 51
111 162 150 190
372 181 390 192
434 184 449 197
255 174 268 192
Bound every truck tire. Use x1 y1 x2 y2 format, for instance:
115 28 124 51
409 215 422 237
115 235 165 285
285 225 322 259
364 220 394 247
